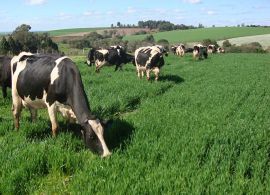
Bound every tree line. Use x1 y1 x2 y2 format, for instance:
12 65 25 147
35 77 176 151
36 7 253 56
111 20 202 31
0 24 59 55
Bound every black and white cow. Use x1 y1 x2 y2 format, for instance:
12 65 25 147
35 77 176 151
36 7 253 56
217 47 225 53
11 52 111 157
193 44 208 60
171 46 177 55
207 44 217 54
134 45 168 81
0 56 11 98
87 46 134 72
176 44 185 57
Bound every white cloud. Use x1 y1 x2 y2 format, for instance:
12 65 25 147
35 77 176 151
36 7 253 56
25 0 46 5
127 7 136 14
183 0 202 4
207 10 215 15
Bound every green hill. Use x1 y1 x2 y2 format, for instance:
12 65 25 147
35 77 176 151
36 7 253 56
123 27 270 43
48 27 107 36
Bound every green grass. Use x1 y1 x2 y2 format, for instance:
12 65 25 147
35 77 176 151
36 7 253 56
123 27 270 43
1 53 270 194
48 27 107 36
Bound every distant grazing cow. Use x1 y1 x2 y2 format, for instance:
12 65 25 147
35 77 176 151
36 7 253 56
11 52 111 157
134 45 168 81
207 44 217 54
217 47 225 53
87 46 134 72
171 46 177 55
0 56 11 98
176 44 185 57
193 44 208 60
185 48 194 53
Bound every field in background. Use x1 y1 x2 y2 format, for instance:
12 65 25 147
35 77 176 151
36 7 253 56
1 53 270 194
48 27 107 36
218 34 270 49
123 27 270 43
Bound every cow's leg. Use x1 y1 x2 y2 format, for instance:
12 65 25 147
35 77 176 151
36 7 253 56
153 68 160 81
12 95 22 130
47 105 58 137
29 108 37 122
146 69 151 81
136 66 141 78
2 85 7 98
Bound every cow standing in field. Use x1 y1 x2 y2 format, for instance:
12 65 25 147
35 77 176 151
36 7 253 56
176 44 185 57
11 52 111 157
0 56 12 98
207 44 217 54
134 45 168 81
217 47 225 53
87 46 134 72
193 44 208 60
171 46 177 55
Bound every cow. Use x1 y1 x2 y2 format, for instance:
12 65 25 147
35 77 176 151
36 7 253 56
193 44 208 60
87 46 134 72
176 44 185 57
207 44 217 54
0 56 12 98
11 52 111 157
185 48 194 53
171 46 177 55
217 47 225 53
134 45 168 81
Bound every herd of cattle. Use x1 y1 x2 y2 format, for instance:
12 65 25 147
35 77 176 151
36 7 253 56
0 43 224 156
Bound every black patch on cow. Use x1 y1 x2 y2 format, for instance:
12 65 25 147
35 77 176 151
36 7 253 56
17 55 58 101
0 56 12 98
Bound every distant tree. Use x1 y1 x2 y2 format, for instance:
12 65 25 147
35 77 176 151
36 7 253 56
222 40 232 48
198 23 204 28
143 35 155 43
111 24 114 28
241 23 245 27
7 36 21 55
117 22 121 28
157 39 169 50
0 37 10 55
212 25 216 27
202 39 218 47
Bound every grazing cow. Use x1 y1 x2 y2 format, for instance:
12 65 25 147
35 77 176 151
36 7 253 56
207 44 217 54
171 46 177 55
87 46 134 72
185 48 194 53
176 44 185 57
134 45 168 81
0 56 12 98
217 47 225 53
193 44 208 60
11 52 111 157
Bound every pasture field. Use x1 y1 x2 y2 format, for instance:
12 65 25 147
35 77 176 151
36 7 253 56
48 27 107 36
1 53 270 194
123 27 270 43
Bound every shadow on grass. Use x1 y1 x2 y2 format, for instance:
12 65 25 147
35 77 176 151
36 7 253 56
159 74 185 84
24 118 134 153
104 118 134 152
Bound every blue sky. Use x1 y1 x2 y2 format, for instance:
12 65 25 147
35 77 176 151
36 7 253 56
0 0 269 31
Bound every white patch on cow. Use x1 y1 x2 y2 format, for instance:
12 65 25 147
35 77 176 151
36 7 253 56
88 119 111 157
98 49 109 55
86 60 90 65
51 56 69 85
55 102 77 123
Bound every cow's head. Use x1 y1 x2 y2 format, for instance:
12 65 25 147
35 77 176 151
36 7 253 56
81 119 111 157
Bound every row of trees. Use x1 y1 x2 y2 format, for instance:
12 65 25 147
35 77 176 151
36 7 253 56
110 20 201 32
0 24 58 55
